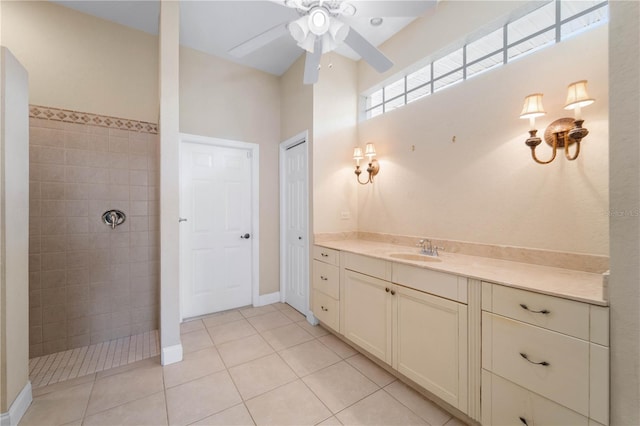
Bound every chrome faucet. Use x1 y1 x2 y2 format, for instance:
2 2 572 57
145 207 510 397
416 239 444 257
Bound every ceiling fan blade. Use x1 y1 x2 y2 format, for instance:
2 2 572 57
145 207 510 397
303 40 323 85
228 23 289 58
344 27 393 73
348 0 436 17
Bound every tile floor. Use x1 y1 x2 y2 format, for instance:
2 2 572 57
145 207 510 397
20 303 467 426
29 330 160 389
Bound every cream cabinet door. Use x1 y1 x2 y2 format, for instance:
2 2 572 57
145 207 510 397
343 269 394 364
395 285 468 411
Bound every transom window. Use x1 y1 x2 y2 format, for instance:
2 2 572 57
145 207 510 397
363 0 608 120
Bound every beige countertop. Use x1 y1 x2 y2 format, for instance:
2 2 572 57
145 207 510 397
316 239 608 306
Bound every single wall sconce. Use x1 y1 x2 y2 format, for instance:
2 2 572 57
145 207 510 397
520 80 595 165
353 142 380 185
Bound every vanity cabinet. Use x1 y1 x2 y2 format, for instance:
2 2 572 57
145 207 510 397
314 243 608 424
395 284 468 412
482 283 609 426
312 246 340 332
342 253 469 413
343 270 394 363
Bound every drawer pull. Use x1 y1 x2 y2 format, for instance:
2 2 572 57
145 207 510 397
520 352 550 366
519 416 529 426
321 306 328 312
519 303 550 315
321 253 329 257
320 276 328 281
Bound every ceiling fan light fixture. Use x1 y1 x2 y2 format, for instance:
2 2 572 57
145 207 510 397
328 19 349 44
297 32 317 53
321 33 336 53
308 7 330 36
289 16 309 43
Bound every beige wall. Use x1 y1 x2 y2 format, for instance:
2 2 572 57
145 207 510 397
609 1 640 423
1 47 30 414
0 1 158 123
312 53 359 233
280 55 313 143
179 47 281 295
356 14 608 256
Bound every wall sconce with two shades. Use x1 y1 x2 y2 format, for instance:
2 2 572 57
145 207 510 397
353 143 379 185
520 80 595 165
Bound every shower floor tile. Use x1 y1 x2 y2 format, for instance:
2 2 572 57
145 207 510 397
29 330 160 389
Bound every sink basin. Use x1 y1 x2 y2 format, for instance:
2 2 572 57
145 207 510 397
389 253 442 263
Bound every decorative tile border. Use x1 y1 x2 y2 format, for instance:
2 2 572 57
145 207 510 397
29 105 158 134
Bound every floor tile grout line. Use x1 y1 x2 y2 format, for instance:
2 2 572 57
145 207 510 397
83 386 166 423
382 383 453 426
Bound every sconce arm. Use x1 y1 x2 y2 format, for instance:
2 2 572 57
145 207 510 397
356 173 372 185
354 160 380 185
526 129 557 165
564 140 581 161
531 145 558 165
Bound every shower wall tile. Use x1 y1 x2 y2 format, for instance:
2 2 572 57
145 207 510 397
29 112 159 357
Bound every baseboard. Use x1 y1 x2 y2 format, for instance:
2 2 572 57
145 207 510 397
161 343 183 366
0 381 32 426
306 311 319 326
255 291 280 306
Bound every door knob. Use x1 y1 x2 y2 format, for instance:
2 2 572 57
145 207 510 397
240 233 251 239
298 236 302 240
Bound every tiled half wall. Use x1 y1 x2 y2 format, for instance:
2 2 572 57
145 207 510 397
28 106 160 358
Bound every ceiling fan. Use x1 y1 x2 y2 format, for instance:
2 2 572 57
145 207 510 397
228 0 435 84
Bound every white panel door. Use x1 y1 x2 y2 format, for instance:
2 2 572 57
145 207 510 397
283 141 308 314
180 141 253 318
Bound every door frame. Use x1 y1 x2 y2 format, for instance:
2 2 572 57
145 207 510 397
178 133 260 321
279 130 313 319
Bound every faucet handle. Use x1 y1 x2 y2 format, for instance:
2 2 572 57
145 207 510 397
434 246 445 256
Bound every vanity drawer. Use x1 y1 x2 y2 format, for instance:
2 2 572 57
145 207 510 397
491 284 589 340
344 252 391 281
313 245 340 266
313 290 339 332
313 260 339 299
482 370 588 426
483 312 590 417
393 263 467 303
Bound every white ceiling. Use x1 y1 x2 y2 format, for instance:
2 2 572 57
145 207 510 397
51 0 434 76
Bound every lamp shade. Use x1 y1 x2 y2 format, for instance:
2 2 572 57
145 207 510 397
289 16 309 43
353 147 364 160
322 19 349 53
364 143 376 158
519 93 546 119
564 80 594 110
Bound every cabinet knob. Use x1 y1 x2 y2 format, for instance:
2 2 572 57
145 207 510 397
321 306 328 312
390 290 396 295
320 276 328 281
385 287 390 293
321 253 329 257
